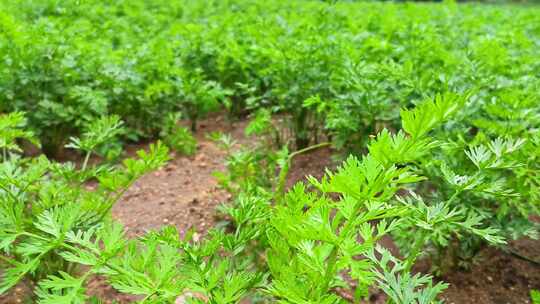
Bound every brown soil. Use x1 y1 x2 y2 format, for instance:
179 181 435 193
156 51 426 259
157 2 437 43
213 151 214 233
2 114 539 304
439 238 540 304
111 115 335 239
111 116 246 238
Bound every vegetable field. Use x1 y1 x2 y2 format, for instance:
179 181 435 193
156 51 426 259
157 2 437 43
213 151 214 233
1 0 539 303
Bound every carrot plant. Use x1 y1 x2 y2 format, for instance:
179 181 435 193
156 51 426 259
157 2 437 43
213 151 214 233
212 111 290 194
160 113 197 156
387 92 539 272
0 114 169 302
172 70 229 132
0 111 39 160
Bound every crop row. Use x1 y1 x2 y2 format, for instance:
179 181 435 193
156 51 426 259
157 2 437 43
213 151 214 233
1 0 539 153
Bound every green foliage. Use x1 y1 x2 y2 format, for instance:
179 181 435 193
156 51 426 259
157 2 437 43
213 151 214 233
0 111 39 159
0 0 539 302
367 246 448 304
65 115 124 163
0 113 169 302
253 91 473 302
213 112 289 194
532 290 540 304
160 113 197 156
2 0 538 154
336 90 539 272
65 116 123 155
245 109 275 141
213 143 287 194
172 70 230 132
385 92 536 272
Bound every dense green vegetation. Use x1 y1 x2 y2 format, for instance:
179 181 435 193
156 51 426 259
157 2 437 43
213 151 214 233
0 0 539 303
2 0 539 152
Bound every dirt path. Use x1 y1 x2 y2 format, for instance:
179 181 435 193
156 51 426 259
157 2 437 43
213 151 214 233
112 115 335 238
112 136 230 237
